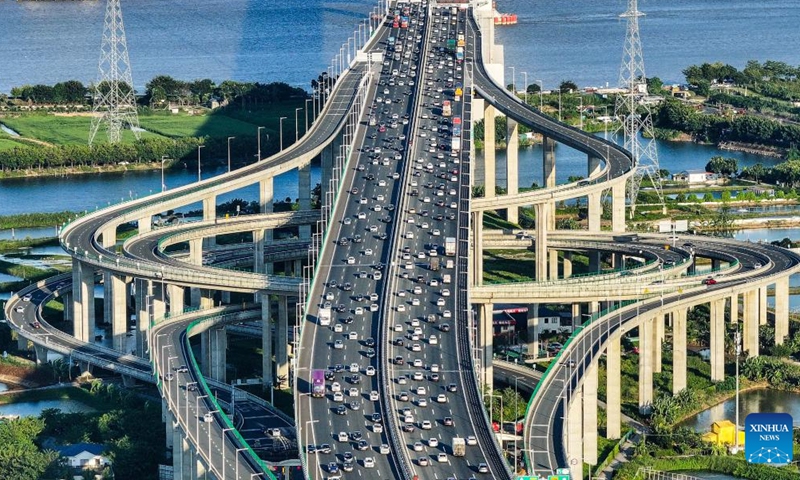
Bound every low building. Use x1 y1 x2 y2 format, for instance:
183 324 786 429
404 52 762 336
54 443 111 471
672 169 718 184
527 306 572 336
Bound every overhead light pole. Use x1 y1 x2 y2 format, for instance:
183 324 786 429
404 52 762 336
279 117 287 151
227 136 235 172
305 98 312 131
509 66 516 95
160 155 169 192
521 71 528 105
196 145 204 182
295 107 302 142
536 79 544 110
256 126 265 161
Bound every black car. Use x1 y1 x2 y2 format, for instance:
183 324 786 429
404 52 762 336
350 374 361 384
365 337 376 347
342 283 353 291
401 423 415 432
447 383 458 393
356 440 369 451
372 412 383 423
342 316 354 324
440 323 451 332
334 405 347 415
351 431 363 441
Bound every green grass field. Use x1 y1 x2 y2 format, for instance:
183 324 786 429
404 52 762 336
0 99 305 146
1 115 162 145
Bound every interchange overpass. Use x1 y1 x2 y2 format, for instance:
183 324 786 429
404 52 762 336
3 1 799 480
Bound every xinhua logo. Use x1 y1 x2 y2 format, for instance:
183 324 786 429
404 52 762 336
744 412 793 465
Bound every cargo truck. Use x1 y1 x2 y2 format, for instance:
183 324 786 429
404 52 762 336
456 46 464 62
318 307 331 326
451 138 461 152
452 437 466 456
445 237 457 256
442 274 451 284
429 257 440 271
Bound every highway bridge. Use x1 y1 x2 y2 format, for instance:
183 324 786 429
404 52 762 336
4 1 800 479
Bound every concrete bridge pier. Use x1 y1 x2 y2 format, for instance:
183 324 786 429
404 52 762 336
775 277 790 344
563 252 573 278
135 278 151 356
582 363 598 465
260 176 275 244
106 273 128 352
16 334 28 352
202 196 217 250
71 258 95 343
653 314 664 373
534 203 549 282
173 429 191 480
276 295 290 387
152 283 167 324
611 182 626 232
33 344 49 364
506 118 519 224
710 298 725 382
743 289 759 356
565 383 583 480
62 292 72 322
138 215 152 235
261 294 274 388
730 293 739 324
542 136 556 231
163 402 174 451
210 326 227 383
672 307 687 395
483 103 496 199
758 286 768 326
606 337 622 439
168 284 185 315
549 250 559 280
299 162 312 240
638 316 655 413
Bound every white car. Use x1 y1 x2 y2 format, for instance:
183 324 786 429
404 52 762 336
373 423 383 433
357 212 366 219
364 457 375 468
366 366 376 376
429 437 439 448
429 335 438 345
466 435 478 446
430 364 440 373
418 397 428 407
397 304 406 312
350 363 359 373
437 452 447 463
202 412 214 423
413 442 424 452
441 289 451 297
331 382 341 393
417 386 427 395
436 394 447 403
333 392 344 402
370 390 380 401
334 324 343 333
380 444 390 454
443 310 452 318
364 249 373 256
347 256 355 265
436 298 446 306
412 343 421 352
421 420 432 430
334 340 344 349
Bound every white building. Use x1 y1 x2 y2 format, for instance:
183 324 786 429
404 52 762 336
672 169 718 184
55 443 111 470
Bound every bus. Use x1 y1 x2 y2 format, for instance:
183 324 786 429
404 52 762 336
311 369 325 397
400 16 409 28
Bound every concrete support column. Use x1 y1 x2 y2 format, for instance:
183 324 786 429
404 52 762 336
483 103 496 198
672 308 687 395
62 292 72 322
710 298 726 382
743 290 759 356
152 283 166 324
611 182 626 232
566 384 583 480
534 203 549 282
107 273 128 352
775 277 790 345
506 118 519 224
638 316 655 413
543 136 556 188
321 144 333 204
588 192 602 232
588 155 603 177
472 211 483 286
299 163 312 240
71 258 95 343
563 252 573 278
478 303 493 392
261 295 274 387
167 284 185 315
549 250 559 280
527 304 540 359
188 238 202 265
571 304 581 331
275 295 290 385
711 258 721 271
730 294 739 324
606 337 622 439
164 402 174 451
221 291 231 304
260 176 274 243
653 314 664 373
583 363 598 465
210 326 227 382
758 286 768 326
202 196 216 222
138 216 152 235
180 434 193 480
135 279 150 357
200 331 211 377
199 289 214 309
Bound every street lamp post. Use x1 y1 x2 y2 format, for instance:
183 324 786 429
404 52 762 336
235 447 247 479
257 126 265 161
160 155 169 192
222 428 234 478
185 381 197 437
513 376 524 473
305 98 312 131
195 395 207 444
279 117 287 151
196 145 205 182
295 107 302 142
305 419 320 480
207 410 218 456
509 66 516 96
521 71 528 105
227 137 235 172
536 79 544 110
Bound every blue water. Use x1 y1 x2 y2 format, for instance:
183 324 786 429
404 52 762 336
0 398 96 417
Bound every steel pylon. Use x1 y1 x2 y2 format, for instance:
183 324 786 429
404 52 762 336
613 0 665 218
89 0 140 145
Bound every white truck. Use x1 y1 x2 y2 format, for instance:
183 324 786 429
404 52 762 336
451 137 461 152
442 274 452 284
318 307 332 326
445 237 457 256
452 437 466 456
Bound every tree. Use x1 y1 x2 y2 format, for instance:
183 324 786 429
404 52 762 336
556 218 580 230
646 76 664 93
705 156 738 176
526 83 541 94
559 80 578 93
742 163 766 184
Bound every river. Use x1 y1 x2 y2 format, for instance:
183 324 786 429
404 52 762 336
679 388 800 431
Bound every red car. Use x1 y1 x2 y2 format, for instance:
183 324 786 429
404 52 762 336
702 278 717 285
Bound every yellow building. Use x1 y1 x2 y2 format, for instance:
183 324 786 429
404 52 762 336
701 420 745 446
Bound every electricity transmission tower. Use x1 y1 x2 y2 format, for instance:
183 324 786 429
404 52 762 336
89 0 140 145
614 0 665 218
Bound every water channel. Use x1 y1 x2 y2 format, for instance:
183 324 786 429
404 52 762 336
678 389 800 431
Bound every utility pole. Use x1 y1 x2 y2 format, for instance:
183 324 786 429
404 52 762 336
227 136 235 172
615 0 666 217
89 0 140 145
